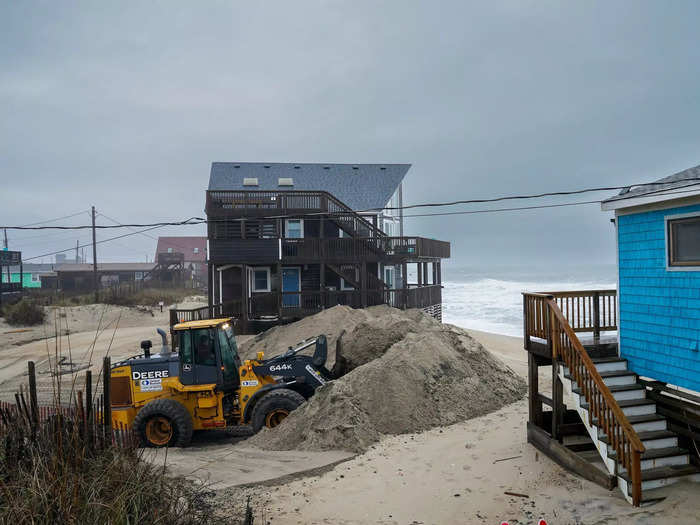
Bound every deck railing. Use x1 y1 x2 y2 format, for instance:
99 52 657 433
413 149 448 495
170 285 442 330
524 290 616 340
523 291 644 506
280 237 450 261
206 190 386 239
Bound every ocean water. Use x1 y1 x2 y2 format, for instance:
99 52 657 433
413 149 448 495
439 264 617 337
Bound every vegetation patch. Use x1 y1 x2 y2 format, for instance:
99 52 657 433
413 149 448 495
0 407 244 525
2 298 45 326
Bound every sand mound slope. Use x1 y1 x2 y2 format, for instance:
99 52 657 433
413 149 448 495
247 308 527 453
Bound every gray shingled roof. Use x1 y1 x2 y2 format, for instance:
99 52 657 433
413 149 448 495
208 162 410 211
603 163 700 203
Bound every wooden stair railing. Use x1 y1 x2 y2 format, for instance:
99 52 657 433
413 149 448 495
542 294 645 506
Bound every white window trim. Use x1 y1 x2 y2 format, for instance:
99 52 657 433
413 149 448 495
664 211 700 271
251 266 271 292
340 278 354 291
285 219 304 239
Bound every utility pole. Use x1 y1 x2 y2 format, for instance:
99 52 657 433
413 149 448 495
92 206 98 302
3 228 7 250
75 239 79 263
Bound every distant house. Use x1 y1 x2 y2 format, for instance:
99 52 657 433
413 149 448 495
56 263 156 291
1 263 57 289
155 237 207 284
202 162 450 333
601 164 700 393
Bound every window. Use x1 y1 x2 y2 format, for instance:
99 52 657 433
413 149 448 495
340 278 354 290
285 219 304 239
192 328 217 366
167 247 173 253
31 274 40 282
252 267 271 292
194 247 199 254
668 215 700 266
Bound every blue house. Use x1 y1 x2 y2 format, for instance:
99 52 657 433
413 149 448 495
524 165 700 506
602 165 700 393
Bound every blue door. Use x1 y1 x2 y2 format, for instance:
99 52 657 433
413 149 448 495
282 268 300 307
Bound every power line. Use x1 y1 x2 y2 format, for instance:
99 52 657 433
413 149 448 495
402 199 601 217
21 224 168 262
4 176 700 231
17 210 90 227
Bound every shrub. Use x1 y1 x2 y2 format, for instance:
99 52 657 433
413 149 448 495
0 415 239 524
3 299 45 326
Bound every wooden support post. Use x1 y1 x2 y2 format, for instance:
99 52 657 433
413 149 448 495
277 263 283 318
103 357 112 439
527 353 543 427
437 260 441 285
207 263 214 309
361 263 367 307
27 361 38 425
241 265 248 323
552 359 564 441
85 370 93 445
423 262 429 285
593 291 601 341
417 262 422 286
401 262 408 309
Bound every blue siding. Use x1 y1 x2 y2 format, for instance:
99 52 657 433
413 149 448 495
617 204 700 392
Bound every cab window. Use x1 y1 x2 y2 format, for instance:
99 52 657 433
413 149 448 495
179 331 193 365
192 328 217 366
218 325 240 382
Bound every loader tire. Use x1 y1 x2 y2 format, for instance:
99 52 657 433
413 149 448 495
251 389 305 433
134 399 193 448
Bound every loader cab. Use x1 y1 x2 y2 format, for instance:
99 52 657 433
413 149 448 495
172 318 242 391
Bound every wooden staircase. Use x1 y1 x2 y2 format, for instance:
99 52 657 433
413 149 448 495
560 356 700 504
326 264 388 291
524 292 699 506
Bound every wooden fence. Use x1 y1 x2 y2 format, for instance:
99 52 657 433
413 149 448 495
0 357 135 450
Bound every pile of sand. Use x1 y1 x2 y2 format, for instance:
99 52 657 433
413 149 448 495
247 306 527 453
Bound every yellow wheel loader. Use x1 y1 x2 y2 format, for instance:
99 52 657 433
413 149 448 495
110 318 331 447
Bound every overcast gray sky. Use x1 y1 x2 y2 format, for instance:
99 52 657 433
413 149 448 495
2 1 700 269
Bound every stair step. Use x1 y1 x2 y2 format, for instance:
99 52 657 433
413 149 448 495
600 430 676 446
565 370 636 380
620 464 700 484
624 414 666 425
573 384 644 394
581 398 655 410
586 357 628 372
565 370 637 387
609 446 688 461
591 357 627 363
593 413 665 426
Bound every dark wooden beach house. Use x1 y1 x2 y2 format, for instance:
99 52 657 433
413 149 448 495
524 164 700 506
189 162 450 333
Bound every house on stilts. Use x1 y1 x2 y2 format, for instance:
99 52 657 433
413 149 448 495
524 164 700 505
171 162 450 333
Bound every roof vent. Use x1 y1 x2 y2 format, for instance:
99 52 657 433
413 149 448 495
293 165 301 169
352 166 359 170
278 177 294 186
264 165 271 169
380 167 386 170
243 177 259 186
323 166 330 170
234 165 241 168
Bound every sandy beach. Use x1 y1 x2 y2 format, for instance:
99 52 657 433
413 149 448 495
1 307 698 524
223 329 700 525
